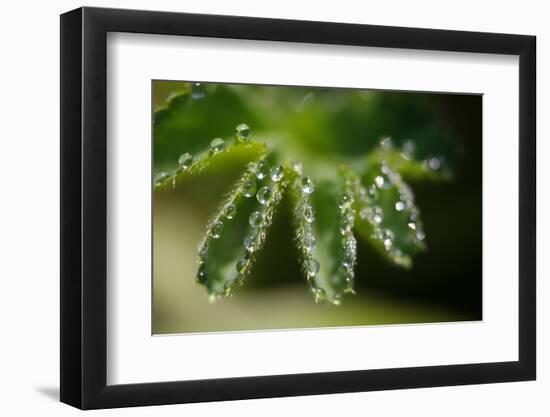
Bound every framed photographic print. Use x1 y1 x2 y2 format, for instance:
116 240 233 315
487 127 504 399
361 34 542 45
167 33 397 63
60 6 536 409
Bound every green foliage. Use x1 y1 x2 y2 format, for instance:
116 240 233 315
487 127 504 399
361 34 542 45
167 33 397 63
154 82 455 304
154 84 263 172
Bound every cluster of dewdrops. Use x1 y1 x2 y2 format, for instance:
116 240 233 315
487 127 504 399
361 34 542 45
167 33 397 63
291 163 322 301
233 156 286 292
192 122 290 296
336 177 358 298
353 137 430 265
160 83 442 292
194 123 257 289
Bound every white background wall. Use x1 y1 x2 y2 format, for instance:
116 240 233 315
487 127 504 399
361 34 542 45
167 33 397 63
0 0 546 415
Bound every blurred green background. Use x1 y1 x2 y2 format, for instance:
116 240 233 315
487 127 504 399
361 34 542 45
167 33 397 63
152 81 482 334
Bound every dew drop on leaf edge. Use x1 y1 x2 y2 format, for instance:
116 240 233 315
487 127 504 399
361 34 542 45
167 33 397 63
211 221 224 239
225 204 236 219
307 257 320 277
256 160 269 180
374 174 391 190
427 156 442 170
242 179 257 198
210 138 226 154
256 186 272 205
178 152 193 170
312 287 325 303
155 171 169 183
191 83 206 99
270 165 284 182
304 205 315 223
304 233 316 251
244 234 256 252
301 176 315 194
249 211 263 228
196 265 207 283
235 123 250 142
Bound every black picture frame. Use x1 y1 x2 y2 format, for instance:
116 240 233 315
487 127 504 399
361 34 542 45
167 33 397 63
60 6 536 410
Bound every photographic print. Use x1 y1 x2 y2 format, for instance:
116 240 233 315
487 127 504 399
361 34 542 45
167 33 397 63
152 81 482 335
60 9 536 407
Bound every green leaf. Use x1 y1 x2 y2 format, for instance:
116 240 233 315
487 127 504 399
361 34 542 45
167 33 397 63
153 82 464 306
153 83 263 172
361 137 452 182
289 171 357 305
195 157 288 298
154 140 267 190
346 163 427 268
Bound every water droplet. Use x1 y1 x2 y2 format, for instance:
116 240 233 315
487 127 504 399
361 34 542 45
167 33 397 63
304 233 316 251
301 176 315 194
312 287 325 303
344 236 356 254
178 152 193 170
391 248 404 261
256 160 269 180
291 161 303 174
427 156 442 170
236 253 250 274
380 137 393 150
242 179 257 197
211 221 224 239
191 83 206 99
304 206 315 223
339 194 351 209
374 174 391 190
395 201 406 211
235 123 250 142
342 255 354 270
344 280 356 294
373 212 383 224
244 233 257 252
307 257 320 277
154 171 168 185
270 165 284 182
249 211 263 228
225 204 236 219
210 138 225 154
384 238 393 250
408 212 419 230
416 230 426 241
256 186 272 205
196 265 207 283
